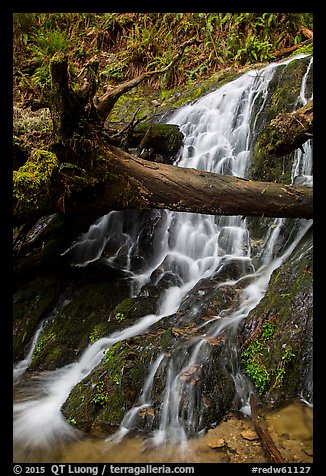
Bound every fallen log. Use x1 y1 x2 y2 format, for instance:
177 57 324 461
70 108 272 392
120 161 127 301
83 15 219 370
250 394 286 463
273 39 312 59
14 142 313 230
61 144 313 222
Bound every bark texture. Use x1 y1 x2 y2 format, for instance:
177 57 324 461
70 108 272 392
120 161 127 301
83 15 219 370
62 145 313 221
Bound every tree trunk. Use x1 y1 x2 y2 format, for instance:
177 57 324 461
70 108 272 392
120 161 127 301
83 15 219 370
62 145 312 221
50 56 77 142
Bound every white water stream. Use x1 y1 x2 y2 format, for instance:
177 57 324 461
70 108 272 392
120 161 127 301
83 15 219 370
13 54 313 456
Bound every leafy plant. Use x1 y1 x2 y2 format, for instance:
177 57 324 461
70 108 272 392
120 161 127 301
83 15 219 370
115 312 125 322
235 35 273 64
241 319 296 396
91 382 110 406
67 417 77 426
89 329 100 344
261 321 275 340
100 61 127 81
32 331 56 360
28 28 69 87
241 339 270 395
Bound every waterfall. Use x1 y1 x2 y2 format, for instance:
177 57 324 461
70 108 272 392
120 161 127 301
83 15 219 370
13 54 313 455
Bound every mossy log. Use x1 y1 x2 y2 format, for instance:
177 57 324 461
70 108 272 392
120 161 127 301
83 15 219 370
13 143 313 231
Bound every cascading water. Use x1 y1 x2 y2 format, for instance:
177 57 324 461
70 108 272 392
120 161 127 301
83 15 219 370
13 54 313 459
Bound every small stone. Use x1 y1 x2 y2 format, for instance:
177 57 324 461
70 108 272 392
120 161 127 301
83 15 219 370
240 429 259 441
207 437 226 449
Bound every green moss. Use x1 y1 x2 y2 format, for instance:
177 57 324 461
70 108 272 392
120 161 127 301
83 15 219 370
250 125 293 183
95 390 125 425
131 123 183 156
91 382 111 406
61 333 162 432
13 148 58 202
294 44 313 56
62 340 134 430
261 321 275 341
114 298 136 316
29 281 129 371
160 328 173 351
89 322 110 344
250 55 313 183
103 342 123 363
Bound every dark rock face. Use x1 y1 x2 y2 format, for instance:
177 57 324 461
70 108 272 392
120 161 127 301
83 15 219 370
239 229 313 405
13 261 131 370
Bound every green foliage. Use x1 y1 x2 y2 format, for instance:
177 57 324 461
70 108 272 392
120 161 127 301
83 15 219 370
28 29 69 88
241 339 270 395
89 375 120 407
89 328 100 344
103 342 123 363
67 417 77 426
100 61 127 81
261 321 275 341
235 36 273 64
295 42 313 56
241 320 295 396
13 12 313 97
91 382 110 407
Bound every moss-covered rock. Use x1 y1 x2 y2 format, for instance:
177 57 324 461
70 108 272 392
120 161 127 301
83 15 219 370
61 333 163 433
128 123 184 163
13 148 59 218
28 277 131 371
112 295 158 321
